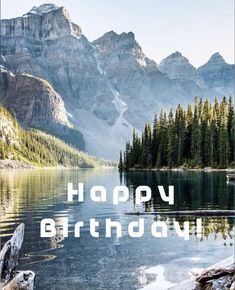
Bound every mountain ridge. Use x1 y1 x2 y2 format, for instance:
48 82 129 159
0 4 234 159
0 67 85 150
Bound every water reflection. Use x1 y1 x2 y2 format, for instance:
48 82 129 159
122 170 234 211
0 169 116 262
122 170 235 241
0 169 234 290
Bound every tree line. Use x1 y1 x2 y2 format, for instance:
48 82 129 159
0 105 113 168
119 97 235 170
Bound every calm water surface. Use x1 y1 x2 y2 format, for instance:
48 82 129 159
0 169 234 290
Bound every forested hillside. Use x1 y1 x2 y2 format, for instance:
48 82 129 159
0 106 112 168
119 97 235 170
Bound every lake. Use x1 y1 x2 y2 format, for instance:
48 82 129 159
0 169 234 290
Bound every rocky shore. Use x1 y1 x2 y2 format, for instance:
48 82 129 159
0 159 35 169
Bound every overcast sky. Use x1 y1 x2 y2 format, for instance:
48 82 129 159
1 0 234 67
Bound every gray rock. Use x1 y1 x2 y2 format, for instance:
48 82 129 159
0 159 34 169
0 5 118 127
197 53 235 96
159 51 205 87
0 68 70 130
93 32 213 129
0 5 234 159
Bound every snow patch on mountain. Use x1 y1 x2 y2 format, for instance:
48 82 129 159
93 49 104 75
69 88 133 159
136 57 147 67
72 108 132 160
111 89 127 114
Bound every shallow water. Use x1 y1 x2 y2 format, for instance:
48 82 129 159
0 169 234 290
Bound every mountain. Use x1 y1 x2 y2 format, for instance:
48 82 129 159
0 68 85 150
158 51 204 86
0 4 234 159
0 68 70 129
0 3 118 125
0 4 120 157
197 52 235 96
159 51 234 97
0 105 112 168
92 32 216 128
92 31 165 128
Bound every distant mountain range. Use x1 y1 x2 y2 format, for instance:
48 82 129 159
0 4 234 159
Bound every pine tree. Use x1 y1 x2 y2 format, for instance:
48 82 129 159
231 113 235 164
218 97 229 168
204 120 211 166
152 114 158 166
175 104 185 165
191 103 200 166
141 124 152 167
212 98 220 166
118 151 123 172
124 142 131 170
122 98 234 170
185 105 193 160
157 111 167 167
227 96 235 164
167 109 176 167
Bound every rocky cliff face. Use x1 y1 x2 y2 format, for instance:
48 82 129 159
93 31 163 127
0 4 234 159
0 5 126 158
0 110 18 147
0 68 70 129
1 4 118 127
0 67 85 150
159 51 204 86
93 32 212 129
1 4 81 41
159 51 234 96
197 53 235 96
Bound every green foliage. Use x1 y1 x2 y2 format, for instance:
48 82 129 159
0 106 113 168
0 106 18 128
118 151 124 172
120 97 234 170
28 130 111 167
37 126 85 151
0 140 10 159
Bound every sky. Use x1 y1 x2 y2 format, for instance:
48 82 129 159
1 0 234 67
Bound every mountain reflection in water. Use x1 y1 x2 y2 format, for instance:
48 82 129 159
0 169 234 290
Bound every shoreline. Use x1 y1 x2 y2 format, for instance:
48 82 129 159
0 159 116 170
0 159 234 172
122 167 235 172
0 159 35 169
